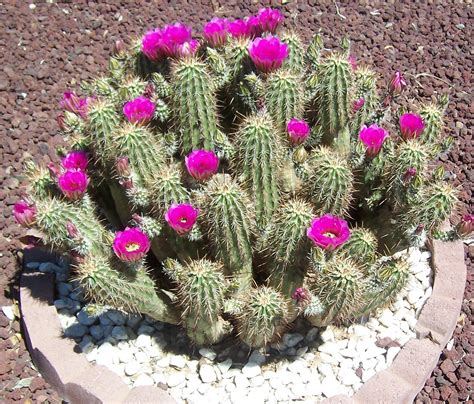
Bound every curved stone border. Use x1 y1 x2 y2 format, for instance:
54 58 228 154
20 238 466 404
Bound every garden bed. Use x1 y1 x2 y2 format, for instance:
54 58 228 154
20 236 466 404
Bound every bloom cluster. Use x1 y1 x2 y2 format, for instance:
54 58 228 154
203 7 283 46
142 23 199 61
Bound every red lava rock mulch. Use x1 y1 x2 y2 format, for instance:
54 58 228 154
0 1 472 402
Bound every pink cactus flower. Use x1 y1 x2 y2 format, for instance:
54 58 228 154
141 29 163 61
60 92 92 119
228 19 251 39
257 8 283 34
61 151 88 171
175 39 200 58
389 71 407 96
185 150 219 181
247 16 262 37
399 113 425 140
307 214 351 251
403 167 417 183
161 23 193 56
352 98 365 112
287 118 310 146
292 287 310 304
348 55 358 71
359 124 389 158
457 214 474 236
66 221 79 239
248 36 289 73
58 170 89 200
165 203 199 235
13 201 36 227
203 18 229 47
112 228 151 262
123 96 155 124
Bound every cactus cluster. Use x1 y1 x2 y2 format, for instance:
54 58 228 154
15 8 462 348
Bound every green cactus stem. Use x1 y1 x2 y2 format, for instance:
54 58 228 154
265 69 304 132
339 227 378 268
164 258 231 345
171 57 220 152
305 147 353 215
151 164 189 213
75 256 179 324
281 31 305 72
260 199 314 297
351 67 379 134
419 96 447 147
234 113 282 227
237 286 292 348
196 174 255 291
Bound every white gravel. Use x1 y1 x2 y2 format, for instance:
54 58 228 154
32 244 434 403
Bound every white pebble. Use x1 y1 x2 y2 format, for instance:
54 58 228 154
199 347 217 361
135 334 151 348
386 346 401 365
124 361 140 376
134 373 153 387
242 362 261 378
169 355 186 369
234 374 250 388
167 371 186 387
199 364 217 383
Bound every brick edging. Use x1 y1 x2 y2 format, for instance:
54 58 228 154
20 238 466 404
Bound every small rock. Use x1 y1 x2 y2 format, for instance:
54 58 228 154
118 349 134 364
170 355 186 369
25 262 40 270
64 323 88 338
137 324 155 335
296 346 308 356
318 341 339 354
54 299 69 310
321 376 345 397
248 349 266 365
39 262 61 273
274 385 291 401
124 361 141 376
89 325 104 341
320 328 335 342
126 314 142 329
318 363 335 378
134 374 154 387
57 282 72 296
135 351 149 363
282 333 304 348
199 364 217 383
199 347 217 360
338 368 360 386
167 372 186 387
386 347 401 365
242 362 261 378
110 326 129 341
250 375 265 387
156 356 170 367
106 310 127 325
217 358 233 374
77 308 97 326
234 374 250 388
99 314 114 326
135 334 151 348
287 359 306 373
407 289 423 305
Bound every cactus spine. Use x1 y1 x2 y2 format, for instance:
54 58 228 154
172 57 220 152
419 100 445 146
305 147 353 215
234 113 282 227
265 69 304 132
339 227 378 267
316 54 352 151
196 174 254 291
281 31 305 72
308 256 366 325
75 256 179 324
151 164 189 212
260 199 314 297
351 67 379 134
87 98 120 159
237 286 291 348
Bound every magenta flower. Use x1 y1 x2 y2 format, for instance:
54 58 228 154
175 39 200 58
457 215 474 236
248 36 289 73
247 16 262 37
185 150 219 181
141 29 163 62
292 287 310 304
359 124 389 158
389 71 407 96
165 204 199 235
161 23 193 56
257 8 283 34
307 214 350 251
58 170 89 200
399 113 425 140
287 118 310 146
13 201 36 227
228 19 251 39
352 98 365 112
203 18 229 47
60 92 92 119
61 151 88 171
113 228 151 262
123 96 155 124
348 55 358 71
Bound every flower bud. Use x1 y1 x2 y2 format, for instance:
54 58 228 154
113 39 125 55
457 215 474 236
116 157 131 177
352 98 365 112
13 201 36 227
389 71 407 96
66 221 79 239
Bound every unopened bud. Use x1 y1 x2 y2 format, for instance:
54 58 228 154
115 157 130 177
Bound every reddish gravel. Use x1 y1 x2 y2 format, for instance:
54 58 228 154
0 1 472 402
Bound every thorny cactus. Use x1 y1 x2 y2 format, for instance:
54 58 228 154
15 8 464 348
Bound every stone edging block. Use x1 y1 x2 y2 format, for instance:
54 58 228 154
20 237 467 404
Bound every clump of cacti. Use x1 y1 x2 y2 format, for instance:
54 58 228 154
15 8 465 348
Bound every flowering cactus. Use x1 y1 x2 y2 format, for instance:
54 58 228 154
17 9 459 347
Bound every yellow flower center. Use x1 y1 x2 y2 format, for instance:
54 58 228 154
125 242 140 252
323 232 336 238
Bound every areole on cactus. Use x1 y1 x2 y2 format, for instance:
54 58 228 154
16 7 463 348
